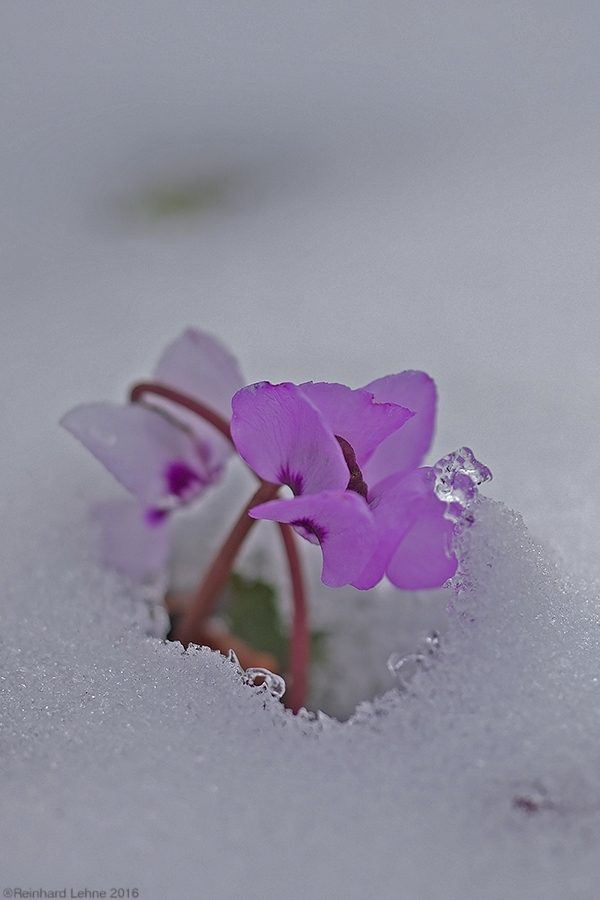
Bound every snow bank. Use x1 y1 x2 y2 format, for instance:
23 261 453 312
2 464 599 899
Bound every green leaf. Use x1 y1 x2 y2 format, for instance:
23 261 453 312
220 572 329 675
220 573 289 671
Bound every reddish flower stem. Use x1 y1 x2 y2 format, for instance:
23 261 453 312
278 523 309 713
131 379 311 712
170 480 280 647
130 382 233 444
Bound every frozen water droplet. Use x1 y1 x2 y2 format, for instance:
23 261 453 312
421 631 441 655
387 631 441 686
387 650 410 674
387 651 424 684
244 667 286 700
432 446 492 524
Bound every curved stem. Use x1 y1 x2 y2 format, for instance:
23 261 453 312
131 381 311 713
130 381 233 444
278 523 309 714
170 481 280 647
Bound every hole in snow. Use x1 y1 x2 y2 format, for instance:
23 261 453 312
160 569 451 722
129 463 456 721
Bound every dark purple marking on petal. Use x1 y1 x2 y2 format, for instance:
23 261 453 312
335 435 369 499
145 507 169 527
278 465 305 496
164 461 203 497
292 518 326 546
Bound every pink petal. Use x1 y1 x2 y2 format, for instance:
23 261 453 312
386 506 457 590
153 328 245 420
148 329 243 466
351 468 433 590
298 381 414 466
249 491 378 588
91 499 170 580
231 382 349 494
62 402 218 506
362 371 436 483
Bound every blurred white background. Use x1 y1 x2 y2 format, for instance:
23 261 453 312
3 2 599 554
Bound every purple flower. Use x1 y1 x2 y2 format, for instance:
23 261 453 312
230 374 457 590
61 329 245 579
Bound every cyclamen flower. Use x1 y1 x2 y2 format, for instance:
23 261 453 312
231 375 457 590
61 329 245 580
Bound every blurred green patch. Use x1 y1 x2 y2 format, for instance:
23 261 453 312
221 572 327 673
125 174 229 223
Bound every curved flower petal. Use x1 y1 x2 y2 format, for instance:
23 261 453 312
149 328 244 468
351 468 434 590
154 328 245 421
386 505 457 590
249 491 378 588
62 402 218 507
298 381 414 467
92 499 170 580
231 382 349 494
362 371 436 484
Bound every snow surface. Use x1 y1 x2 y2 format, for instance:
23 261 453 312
2 2 600 897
